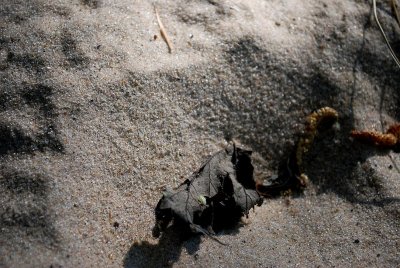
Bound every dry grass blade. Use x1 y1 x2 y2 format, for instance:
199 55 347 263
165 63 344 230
391 0 400 27
373 0 400 69
154 6 173 53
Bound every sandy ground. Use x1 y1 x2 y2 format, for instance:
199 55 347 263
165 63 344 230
1 0 400 267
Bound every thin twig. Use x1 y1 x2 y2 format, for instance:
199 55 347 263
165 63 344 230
372 0 400 69
154 6 173 53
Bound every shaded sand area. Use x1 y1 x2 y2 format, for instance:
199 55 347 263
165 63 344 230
1 0 400 267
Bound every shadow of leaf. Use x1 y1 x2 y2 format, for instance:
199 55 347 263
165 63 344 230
124 224 201 268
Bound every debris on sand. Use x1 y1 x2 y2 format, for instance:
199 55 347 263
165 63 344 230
154 6 173 53
351 123 400 149
153 144 263 241
256 107 339 196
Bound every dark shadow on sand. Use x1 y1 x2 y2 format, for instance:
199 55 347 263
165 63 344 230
123 224 201 268
124 208 243 267
0 170 59 248
0 84 64 156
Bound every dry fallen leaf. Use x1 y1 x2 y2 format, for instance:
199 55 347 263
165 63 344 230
153 144 262 241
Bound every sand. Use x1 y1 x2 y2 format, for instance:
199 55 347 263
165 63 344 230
1 0 399 267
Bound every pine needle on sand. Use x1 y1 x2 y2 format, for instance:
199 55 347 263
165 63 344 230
154 6 173 53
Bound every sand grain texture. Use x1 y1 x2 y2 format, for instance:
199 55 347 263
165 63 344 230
1 0 400 267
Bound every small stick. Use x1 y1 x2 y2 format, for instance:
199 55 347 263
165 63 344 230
154 6 173 53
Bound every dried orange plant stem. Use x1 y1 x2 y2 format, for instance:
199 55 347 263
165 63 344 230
351 123 400 147
154 6 173 53
296 107 339 176
256 107 339 197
